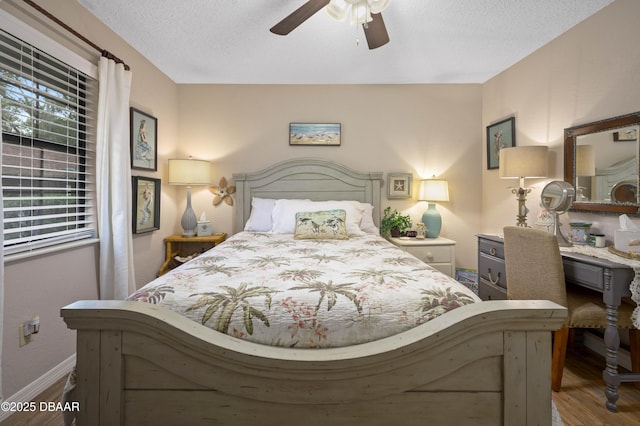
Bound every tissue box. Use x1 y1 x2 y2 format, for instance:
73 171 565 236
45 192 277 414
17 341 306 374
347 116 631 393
197 221 212 237
614 229 640 253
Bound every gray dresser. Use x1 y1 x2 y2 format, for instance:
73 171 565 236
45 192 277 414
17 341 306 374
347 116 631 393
477 234 507 301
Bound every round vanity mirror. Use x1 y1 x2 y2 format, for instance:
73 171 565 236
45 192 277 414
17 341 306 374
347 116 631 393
541 181 575 246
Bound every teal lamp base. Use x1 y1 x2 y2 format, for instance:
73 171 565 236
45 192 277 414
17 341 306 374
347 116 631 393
422 203 442 238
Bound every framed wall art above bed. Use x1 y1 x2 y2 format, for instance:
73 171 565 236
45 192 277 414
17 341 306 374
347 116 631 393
289 123 341 146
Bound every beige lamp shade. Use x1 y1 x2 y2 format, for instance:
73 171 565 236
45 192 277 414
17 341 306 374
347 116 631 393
418 179 450 202
168 158 211 185
576 144 596 177
499 146 548 179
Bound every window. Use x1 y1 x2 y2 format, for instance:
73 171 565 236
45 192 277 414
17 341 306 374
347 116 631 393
1 29 98 256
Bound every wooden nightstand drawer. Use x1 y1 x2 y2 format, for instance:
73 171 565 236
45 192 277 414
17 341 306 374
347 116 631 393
405 245 452 263
158 233 227 276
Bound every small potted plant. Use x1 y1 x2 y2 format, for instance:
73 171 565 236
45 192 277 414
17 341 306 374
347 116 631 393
380 207 412 238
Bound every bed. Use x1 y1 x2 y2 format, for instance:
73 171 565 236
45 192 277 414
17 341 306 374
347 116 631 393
62 158 567 425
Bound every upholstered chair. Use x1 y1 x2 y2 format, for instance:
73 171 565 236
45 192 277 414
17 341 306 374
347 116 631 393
503 226 639 392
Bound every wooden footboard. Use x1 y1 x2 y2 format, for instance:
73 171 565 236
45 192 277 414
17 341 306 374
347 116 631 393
62 300 566 426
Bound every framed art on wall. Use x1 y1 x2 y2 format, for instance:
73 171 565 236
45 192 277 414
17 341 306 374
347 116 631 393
132 176 161 234
130 107 158 171
486 117 515 170
289 123 341 146
387 173 412 199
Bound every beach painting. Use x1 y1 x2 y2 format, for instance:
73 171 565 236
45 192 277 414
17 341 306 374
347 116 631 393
289 123 341 146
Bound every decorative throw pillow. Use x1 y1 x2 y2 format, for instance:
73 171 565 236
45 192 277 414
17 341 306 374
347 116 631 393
271 199 364 235
294 210 349 240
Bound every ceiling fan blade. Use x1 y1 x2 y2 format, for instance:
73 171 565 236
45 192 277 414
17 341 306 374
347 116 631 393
363 13 389 49
270 0 330 35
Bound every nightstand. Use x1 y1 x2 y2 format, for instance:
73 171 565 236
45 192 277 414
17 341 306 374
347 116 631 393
158 233 227 276
389 236 456 277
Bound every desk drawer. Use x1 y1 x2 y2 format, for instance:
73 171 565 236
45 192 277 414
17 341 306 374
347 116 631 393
479 278 507 300
562 258 604 292
478 252 506 290
479 237 505 259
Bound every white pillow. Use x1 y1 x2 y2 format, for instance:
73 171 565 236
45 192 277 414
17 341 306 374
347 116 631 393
358 203 380 235
271 200 365 236
244 198 277 232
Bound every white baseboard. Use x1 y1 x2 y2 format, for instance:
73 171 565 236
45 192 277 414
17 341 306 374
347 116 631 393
0 353 76 422
583 332 631 371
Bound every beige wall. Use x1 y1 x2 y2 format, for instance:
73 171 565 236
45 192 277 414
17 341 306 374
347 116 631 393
177 84 483 268
1 0 178 397
482 0 640 238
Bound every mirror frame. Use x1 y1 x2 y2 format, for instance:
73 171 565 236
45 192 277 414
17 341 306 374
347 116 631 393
564 111 640 214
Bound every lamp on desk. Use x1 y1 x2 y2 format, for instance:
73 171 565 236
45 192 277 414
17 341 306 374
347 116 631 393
418 177 449 238
169 158 211 237
499 146 548 227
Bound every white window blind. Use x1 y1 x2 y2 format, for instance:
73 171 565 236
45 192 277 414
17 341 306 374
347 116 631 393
1 28 98 256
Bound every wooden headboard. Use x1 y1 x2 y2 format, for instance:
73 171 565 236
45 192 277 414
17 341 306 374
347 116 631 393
232 158 383 234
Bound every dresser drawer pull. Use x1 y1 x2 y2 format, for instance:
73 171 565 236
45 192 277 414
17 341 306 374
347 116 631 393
490 247 497 256
425 251 433 260
488 268 501 285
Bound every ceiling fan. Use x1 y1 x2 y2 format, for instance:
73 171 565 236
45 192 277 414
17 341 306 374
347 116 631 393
270 0 390 50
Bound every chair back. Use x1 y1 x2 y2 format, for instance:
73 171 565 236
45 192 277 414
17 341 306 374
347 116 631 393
503 226 568 307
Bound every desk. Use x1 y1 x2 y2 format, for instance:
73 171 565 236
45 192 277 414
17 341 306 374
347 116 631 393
560 249 640 412
478 234 640 412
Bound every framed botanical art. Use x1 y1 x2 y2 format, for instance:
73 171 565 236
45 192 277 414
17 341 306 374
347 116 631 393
130 107 158 171
289 123 341 146
387 173 412 199
132 176 161 234
486 117 515 170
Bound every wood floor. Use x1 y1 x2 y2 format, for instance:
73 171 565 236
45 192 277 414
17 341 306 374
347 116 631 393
553 347 640 426
1 347 638 426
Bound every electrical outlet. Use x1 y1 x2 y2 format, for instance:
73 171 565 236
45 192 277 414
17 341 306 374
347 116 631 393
18 316 39 347
19 324 32 347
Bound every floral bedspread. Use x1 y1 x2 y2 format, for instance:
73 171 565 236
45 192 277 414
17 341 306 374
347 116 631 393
128 232 479 348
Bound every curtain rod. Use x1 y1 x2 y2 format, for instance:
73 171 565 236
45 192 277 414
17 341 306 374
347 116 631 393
23 0 130 70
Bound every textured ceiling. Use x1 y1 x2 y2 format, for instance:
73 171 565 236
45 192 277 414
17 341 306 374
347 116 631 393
77 0 614 84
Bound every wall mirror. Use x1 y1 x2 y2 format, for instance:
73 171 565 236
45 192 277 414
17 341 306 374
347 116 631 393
564 111 640 214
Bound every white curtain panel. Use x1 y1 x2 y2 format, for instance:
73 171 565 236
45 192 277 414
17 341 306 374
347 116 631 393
96 57 136 300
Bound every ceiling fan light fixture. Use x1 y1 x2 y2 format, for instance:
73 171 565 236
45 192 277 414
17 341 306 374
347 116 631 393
326 0 348 21
351 3 372 25
327 0 390 26
369 0 390 14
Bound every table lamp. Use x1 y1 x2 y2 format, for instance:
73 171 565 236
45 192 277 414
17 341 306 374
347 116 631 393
169 158 211 237
499 146 548 227
418 177 449 238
